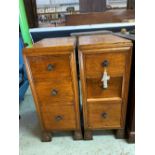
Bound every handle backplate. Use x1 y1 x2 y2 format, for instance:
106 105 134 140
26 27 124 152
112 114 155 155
101 112 108 119
51 89 58 96
101 60 109 67
47 64 54 71
55 115 63 122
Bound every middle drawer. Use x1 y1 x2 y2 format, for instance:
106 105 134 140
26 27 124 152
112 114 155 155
35 78 74 106
86 77 123 99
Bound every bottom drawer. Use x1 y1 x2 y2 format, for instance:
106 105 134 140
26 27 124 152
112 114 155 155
87 101 122 129
41 105 76 130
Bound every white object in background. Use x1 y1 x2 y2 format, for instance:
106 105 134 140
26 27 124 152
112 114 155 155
101 70 110 89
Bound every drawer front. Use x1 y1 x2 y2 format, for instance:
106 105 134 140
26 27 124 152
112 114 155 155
87 101 122 129
87 77 123 99
35 78 74 105
28 54 71 82
41 105 76 130
85 52 126 78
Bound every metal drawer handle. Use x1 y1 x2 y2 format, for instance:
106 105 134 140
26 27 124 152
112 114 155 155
47 64 54 71
101 112 108 119
101 60 109 67
55 115 63 122
51 89 58 96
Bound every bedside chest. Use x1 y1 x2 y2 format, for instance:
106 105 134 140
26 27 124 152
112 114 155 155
23 37 82 142
78 34 133 140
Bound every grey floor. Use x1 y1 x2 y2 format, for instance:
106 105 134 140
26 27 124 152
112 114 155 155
19 87 135 155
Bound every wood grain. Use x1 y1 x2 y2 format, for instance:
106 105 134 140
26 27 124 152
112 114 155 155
27 54 71 82
78 34 132 139
87 77 123 99
78 34 132 50
23 37 82 141
32 37 76 49
35 78 74 105
41 105 76 131
85 52 126 77
87 101 122 129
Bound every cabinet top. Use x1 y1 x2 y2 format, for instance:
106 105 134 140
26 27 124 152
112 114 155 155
26 37 76 50
78 34 132 49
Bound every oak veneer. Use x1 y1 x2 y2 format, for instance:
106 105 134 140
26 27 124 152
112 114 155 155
85 52 126 77
87 101 122 129
35 79 74 106
23 37 82 142
78 34 132 140
87 77 123 99
28 55 71 82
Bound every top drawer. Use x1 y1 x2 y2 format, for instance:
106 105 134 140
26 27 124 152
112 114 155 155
85 52 126 78
28 54 71 82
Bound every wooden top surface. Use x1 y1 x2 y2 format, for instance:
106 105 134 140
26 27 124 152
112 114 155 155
32 37 76 48
79 34 132 46
23 37 76 55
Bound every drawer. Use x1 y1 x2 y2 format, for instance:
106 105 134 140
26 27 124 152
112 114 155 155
35 78 74 105
28 54 71 82
87 101 122 129
87 77 123 99
85 52 126 78
41 105 76 130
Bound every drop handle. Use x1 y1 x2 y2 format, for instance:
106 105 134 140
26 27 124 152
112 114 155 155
101 70 110 89
47 64 54 71
101 112 108 119
51 89 58 96
55 115 63 122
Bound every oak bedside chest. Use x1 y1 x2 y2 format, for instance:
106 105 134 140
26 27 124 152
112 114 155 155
23 37 82 142
78 34 133 140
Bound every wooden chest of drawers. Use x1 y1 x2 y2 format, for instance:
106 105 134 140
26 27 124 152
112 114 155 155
23 37 82 142
78 34 132 140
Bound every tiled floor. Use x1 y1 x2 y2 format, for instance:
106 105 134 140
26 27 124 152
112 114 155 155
19 88 135 155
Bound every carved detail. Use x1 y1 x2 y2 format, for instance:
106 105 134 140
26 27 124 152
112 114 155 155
73 131 83 140
128 134 135 143
41 132 52 142
115 129 125 139
127 131 135 143
84 130 93 140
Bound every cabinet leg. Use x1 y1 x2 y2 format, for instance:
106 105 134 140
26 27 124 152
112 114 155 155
41 131 52 142
115 129 125 139
73 130 83 140
127 131 135 143
84 130 93 140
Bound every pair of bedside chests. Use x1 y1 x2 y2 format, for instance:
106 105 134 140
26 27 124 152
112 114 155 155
23 34 132 142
